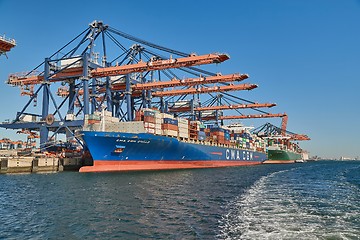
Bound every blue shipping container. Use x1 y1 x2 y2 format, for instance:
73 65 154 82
225 133 230 140
198 135 206 141
198 131 206 137
163 118 178 125
144 111 156 117
210 127 225 133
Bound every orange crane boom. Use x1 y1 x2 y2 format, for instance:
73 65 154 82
7 67 84 86
90 53 230 78
152 83 257 97
98 73 248 93
169 102 276 113
7 53 229 86
290 134 311 141
195 103 276 111
132 73 248 90
217 113 286 120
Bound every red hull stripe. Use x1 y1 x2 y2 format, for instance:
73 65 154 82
263 160 295 164
210 152 223 156
79 160 262 173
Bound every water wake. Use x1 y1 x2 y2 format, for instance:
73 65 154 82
219 163 360 240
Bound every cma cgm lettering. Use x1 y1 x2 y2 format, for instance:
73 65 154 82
225 149 253 161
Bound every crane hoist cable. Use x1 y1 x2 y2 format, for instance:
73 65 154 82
108 27 189 57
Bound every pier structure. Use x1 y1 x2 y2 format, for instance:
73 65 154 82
0 20 290 154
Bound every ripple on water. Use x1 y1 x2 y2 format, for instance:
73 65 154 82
219 162 360 240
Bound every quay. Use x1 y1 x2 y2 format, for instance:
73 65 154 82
0 150 85 174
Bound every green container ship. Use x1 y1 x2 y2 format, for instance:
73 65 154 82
265 148 302 164
263 138 303 164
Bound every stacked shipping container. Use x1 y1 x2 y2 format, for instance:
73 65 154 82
143 110 156 134
85 109 268 153
178 118 189 138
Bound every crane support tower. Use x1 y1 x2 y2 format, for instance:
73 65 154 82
0 20 290 151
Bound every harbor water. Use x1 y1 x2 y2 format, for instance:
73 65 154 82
0 160 359 239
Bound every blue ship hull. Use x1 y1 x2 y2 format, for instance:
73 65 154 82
79 131 267 172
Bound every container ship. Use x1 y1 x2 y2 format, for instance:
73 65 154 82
0 21 309 173
79 109 267 172
263 137 303 164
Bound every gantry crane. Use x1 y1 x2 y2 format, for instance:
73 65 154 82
252 122 310 141
219 113 288 135
0 20 292 151
1 21 240 149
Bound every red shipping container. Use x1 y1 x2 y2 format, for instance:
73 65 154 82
162 123 178 131
211 131 225 137
144 116 156 123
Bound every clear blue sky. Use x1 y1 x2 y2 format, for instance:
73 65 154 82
0 0 359 159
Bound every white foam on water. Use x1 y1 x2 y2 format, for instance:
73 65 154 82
218 165 360 240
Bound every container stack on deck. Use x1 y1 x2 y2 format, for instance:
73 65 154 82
83 110 269 154
267 138 300 153
189 121 200 140
143 110 156 134
178 118 189 139
162 117 178 137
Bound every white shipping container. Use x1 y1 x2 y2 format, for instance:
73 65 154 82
155 128 162 135
178 132 189 138
143 108 160 113
178 125 189 130
145 127 155 134
177 118 188 125
155 118 162 124
162 129 177 136
178 123 189 128
160 113 174 119
144 122 156 128
178 128 189 134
